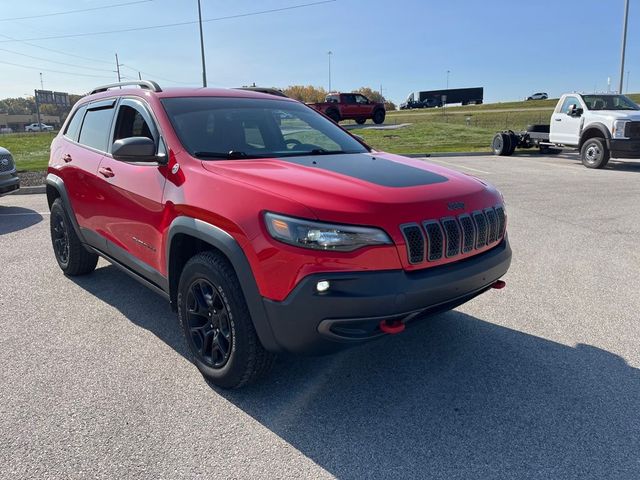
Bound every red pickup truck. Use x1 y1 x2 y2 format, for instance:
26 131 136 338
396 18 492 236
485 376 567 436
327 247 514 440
309 93 386 125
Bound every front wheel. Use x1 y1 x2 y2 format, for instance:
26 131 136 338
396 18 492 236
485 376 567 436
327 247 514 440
355 118 366 125
50 198 98 276
580 137 610 169
372 109 385 124
177 251 275 389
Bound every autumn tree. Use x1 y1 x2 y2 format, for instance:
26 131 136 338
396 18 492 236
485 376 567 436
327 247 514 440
282 85 327 103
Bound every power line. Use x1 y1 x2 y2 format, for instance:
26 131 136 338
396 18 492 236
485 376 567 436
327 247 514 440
0 47 115 72
0 1 153 22
0 1 337 43
0 59 113 79
0 32 113 66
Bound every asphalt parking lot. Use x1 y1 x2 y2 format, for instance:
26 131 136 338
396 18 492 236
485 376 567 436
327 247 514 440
1 152 639 479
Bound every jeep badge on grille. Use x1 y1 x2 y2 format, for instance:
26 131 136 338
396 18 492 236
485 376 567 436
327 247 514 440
448 201 465 211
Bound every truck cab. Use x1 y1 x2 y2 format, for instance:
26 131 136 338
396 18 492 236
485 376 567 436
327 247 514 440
550 93 640 167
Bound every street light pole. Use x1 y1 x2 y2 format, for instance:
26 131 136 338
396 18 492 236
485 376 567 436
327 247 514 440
618 0 629 94
446 70 450 90
197 0 207 87
327 51 332 92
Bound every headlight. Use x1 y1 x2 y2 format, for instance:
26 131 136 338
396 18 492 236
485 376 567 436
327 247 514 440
612 120 629 139
264 212 392 251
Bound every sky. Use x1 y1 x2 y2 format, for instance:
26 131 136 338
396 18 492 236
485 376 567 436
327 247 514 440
0 0 638 105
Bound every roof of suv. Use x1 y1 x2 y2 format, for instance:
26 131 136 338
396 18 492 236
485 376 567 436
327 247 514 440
84 85 297 103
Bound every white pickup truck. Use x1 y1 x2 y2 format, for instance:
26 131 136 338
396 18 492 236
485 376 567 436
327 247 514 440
492 93 640 168
24 122 54 132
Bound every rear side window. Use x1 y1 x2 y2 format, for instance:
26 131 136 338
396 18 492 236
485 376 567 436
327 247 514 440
63 105 86 141
78 106 115 152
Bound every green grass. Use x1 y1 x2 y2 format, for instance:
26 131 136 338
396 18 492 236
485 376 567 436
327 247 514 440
0 132 55 172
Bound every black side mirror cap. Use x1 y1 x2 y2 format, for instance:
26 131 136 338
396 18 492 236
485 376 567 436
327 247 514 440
112 136 159 162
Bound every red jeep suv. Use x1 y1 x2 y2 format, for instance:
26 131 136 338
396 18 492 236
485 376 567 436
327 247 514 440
47 81 511 388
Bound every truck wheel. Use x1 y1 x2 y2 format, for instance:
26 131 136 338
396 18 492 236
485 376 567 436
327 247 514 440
372 109 385 124
177 251 276 389
355 118 366 125
580 138 610 169
492 132 511 156
50 198 99 276
508 131 518 155
326 110 340 123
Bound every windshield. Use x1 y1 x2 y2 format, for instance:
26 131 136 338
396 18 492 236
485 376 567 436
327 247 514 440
582 94 639 111
161 97 368 159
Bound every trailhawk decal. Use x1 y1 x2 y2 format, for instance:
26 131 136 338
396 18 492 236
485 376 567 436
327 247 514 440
281 154 449 188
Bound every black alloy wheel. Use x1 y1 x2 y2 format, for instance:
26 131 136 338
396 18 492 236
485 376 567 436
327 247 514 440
185 278 233 368
51 211 70 266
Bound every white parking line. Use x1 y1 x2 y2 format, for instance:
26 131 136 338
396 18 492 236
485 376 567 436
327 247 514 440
425 158 492 174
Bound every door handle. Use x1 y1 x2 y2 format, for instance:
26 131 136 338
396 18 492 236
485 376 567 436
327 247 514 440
98 166 115 178
62 154 72 162
554 118 562 121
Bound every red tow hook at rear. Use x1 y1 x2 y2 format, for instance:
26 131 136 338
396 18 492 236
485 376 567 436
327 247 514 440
379 319 406 334
492 279 506 289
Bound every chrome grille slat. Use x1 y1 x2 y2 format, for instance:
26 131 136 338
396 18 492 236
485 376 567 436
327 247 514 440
485 208 498 244
459 215 475 253
442 218 461 258
423 221 444 261
400 224 424 264
495 206 506 239
473 211 488 248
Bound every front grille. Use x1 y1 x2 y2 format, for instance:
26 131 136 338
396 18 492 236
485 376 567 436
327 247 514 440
402 205 506 265
400 224 424 264
624 121 640 139
0 154 14 173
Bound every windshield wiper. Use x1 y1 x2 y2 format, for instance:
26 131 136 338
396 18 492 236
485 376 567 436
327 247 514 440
193 150 258 159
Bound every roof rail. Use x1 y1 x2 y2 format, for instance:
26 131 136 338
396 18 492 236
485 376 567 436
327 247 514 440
89 80 162 95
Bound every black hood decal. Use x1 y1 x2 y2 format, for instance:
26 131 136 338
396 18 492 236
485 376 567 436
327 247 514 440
280 154 448 188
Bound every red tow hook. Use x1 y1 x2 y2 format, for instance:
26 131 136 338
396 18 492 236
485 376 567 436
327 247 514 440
379 319 406 334
492 279 506 290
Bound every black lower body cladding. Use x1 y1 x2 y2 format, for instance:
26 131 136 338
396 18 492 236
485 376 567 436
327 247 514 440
610 139 640 159
262 237 512 355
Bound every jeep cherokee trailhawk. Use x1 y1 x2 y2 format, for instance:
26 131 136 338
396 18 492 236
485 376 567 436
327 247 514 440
47 81 511 388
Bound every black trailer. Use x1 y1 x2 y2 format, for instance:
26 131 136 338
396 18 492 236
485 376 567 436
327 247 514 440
401 87 484 109
491 125 562 156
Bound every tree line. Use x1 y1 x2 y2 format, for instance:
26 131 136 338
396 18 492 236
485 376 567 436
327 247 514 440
0 86 396 120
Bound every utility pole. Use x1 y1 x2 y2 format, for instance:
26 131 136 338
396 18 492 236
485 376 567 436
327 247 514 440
138 71 142 80
197 0 207 87
39 72 43 90
618 0 629 94
327 51 332 92
115 53 122 82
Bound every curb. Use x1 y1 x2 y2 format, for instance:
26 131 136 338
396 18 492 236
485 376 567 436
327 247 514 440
14 185 46 195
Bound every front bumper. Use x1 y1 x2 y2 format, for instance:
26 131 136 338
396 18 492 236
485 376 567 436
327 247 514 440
262 236 512 354
0 173 20 196
610 139 640 159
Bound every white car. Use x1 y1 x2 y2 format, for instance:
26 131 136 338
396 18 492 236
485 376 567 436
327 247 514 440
25 123 54 132
527 92 548 101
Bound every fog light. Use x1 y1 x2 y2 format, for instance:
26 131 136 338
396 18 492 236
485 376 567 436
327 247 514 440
316 280 330 292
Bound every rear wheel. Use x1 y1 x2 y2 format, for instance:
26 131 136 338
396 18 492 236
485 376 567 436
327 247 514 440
372 109 385 124
326 109 340 123
492 132 512 156
580 137 610 169
177 251 276 389
355 118 366 125
50 198 98 276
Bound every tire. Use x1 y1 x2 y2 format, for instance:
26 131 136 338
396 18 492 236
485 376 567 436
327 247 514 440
508 131 519 155
326 109 340 123
177 251 276 389
492 132 511 156
580 137 610 169
372 109 385 125
355 118 366 125
50 198 98 276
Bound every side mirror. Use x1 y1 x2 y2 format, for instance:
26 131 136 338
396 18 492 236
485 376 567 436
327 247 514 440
112 136 158 162
567 105 583 117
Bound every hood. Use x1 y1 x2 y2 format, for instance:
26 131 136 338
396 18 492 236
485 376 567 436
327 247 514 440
588 110 640 121
201 152 501 226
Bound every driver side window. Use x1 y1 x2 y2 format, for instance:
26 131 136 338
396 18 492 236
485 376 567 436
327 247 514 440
560 96 580 114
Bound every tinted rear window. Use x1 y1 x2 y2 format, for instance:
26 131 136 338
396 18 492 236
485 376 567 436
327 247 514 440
78 107 114 152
